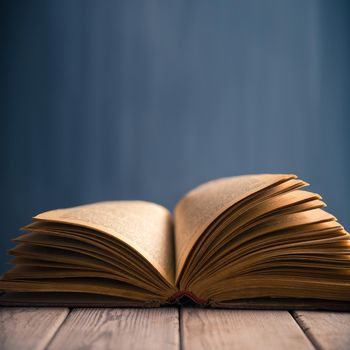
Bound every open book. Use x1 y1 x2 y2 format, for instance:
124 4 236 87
1 174 350 309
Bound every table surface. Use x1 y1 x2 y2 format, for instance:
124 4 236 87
0 307 349 350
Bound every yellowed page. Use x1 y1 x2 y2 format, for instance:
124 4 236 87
34 201 175 285
174 174 295 280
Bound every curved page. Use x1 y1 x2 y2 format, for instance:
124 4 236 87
174 174 295 281
34 201 175 285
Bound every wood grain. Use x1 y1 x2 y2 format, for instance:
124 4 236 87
2 307 349 350
181 308 314 350
48 307 179 350
0 307 69 350
293 311 350 350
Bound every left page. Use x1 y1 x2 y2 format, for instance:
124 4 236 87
33 201 175 285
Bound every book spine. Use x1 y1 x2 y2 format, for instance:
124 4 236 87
167 291 208 305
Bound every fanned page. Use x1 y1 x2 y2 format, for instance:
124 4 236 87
0 201 176 303
174 174 294 281
173 174 350 306
33 201 175 284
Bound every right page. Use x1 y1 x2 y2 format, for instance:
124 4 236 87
174 174 295 282
174 174 350 306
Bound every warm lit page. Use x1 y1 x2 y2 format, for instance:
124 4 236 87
174 174 295 281
34 201 175 285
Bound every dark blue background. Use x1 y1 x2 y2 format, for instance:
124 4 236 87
1 0 349 272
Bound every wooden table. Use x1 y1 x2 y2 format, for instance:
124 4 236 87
0 307 349 349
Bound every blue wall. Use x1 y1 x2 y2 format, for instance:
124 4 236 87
1 0 349 272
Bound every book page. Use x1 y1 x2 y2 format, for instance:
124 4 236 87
34 201 175 285
174 174 295 281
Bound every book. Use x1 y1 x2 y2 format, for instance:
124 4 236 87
1 174 350 309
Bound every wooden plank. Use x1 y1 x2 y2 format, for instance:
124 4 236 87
0 307 69 350
293 311 350 350
181 308 314 350
48 307 179 350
